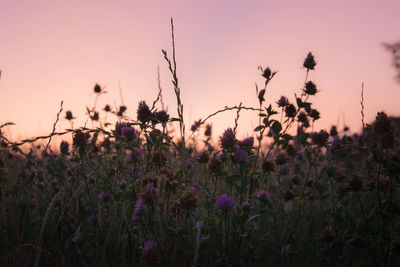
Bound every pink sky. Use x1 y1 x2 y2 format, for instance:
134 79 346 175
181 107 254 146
1 0 400 144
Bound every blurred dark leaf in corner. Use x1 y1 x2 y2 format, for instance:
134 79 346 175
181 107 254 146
384 41 400 83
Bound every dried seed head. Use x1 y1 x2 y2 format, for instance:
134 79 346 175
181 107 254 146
155 110 169 124
94 83 102 93
303 52 316 70
297 111 308 123
276 96 289 107
204 124 212 137
262 67 272 80
285 104 297 118
104 104 111 112
65 111 74 120
309 109 320 121
304 81 318 95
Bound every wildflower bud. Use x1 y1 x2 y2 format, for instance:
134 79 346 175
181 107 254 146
155 110 169 124
179 189 198 210
297 112 308 124
262 67 272 80
137 101 152 123
205 124 212 137
321 226 335 243
65 111 74 121
348 174 363 192
220 128 237 150
275 151 289 165
330 125 338 136
90 111 99 121
208 156 223 176
140 240 160 265
276 96 289 107
303 52 316 70
104 104 111 112
117 105 127 116
309 109 320 120
216 194 235 212
262 159 275 173
198 151 210 164
304 81 318 95
60 141 69 154
285 104 297 118
94 83 102 93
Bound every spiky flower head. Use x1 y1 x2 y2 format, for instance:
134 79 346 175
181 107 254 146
276 96 289 107
94 83 102 93
304 81 318 95
309 109 320 121
220 128 237 150
137 101 152 123
261 67 272 80
60 141 69 154
256 190 270 201
238 137 254 148
121 126 137 142
216 194 235 212
311 130 329 147
205 124 212 137
65 111 74 121
303 52 316 70
285 104 297 118
155 110 169 124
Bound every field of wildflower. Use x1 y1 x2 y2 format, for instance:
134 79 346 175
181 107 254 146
1 23 400 266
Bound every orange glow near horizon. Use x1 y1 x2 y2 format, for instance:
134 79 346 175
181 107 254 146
1 0 400 146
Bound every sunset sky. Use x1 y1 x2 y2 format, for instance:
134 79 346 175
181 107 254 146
1 0 400 144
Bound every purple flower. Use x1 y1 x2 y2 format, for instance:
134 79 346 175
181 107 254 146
235 148 248 163
279 163 291 175
216 194 235 212
276 96 289 107
121 126 137 141
60 141 69 154
115 122 128 136
220 128 237 150
238 137 254 147
88 213 98 225
296 151 305 161
256 190 270 201
132 198 148 222
99 191 113 201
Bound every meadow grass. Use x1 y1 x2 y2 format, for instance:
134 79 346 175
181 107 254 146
0 21 400 266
